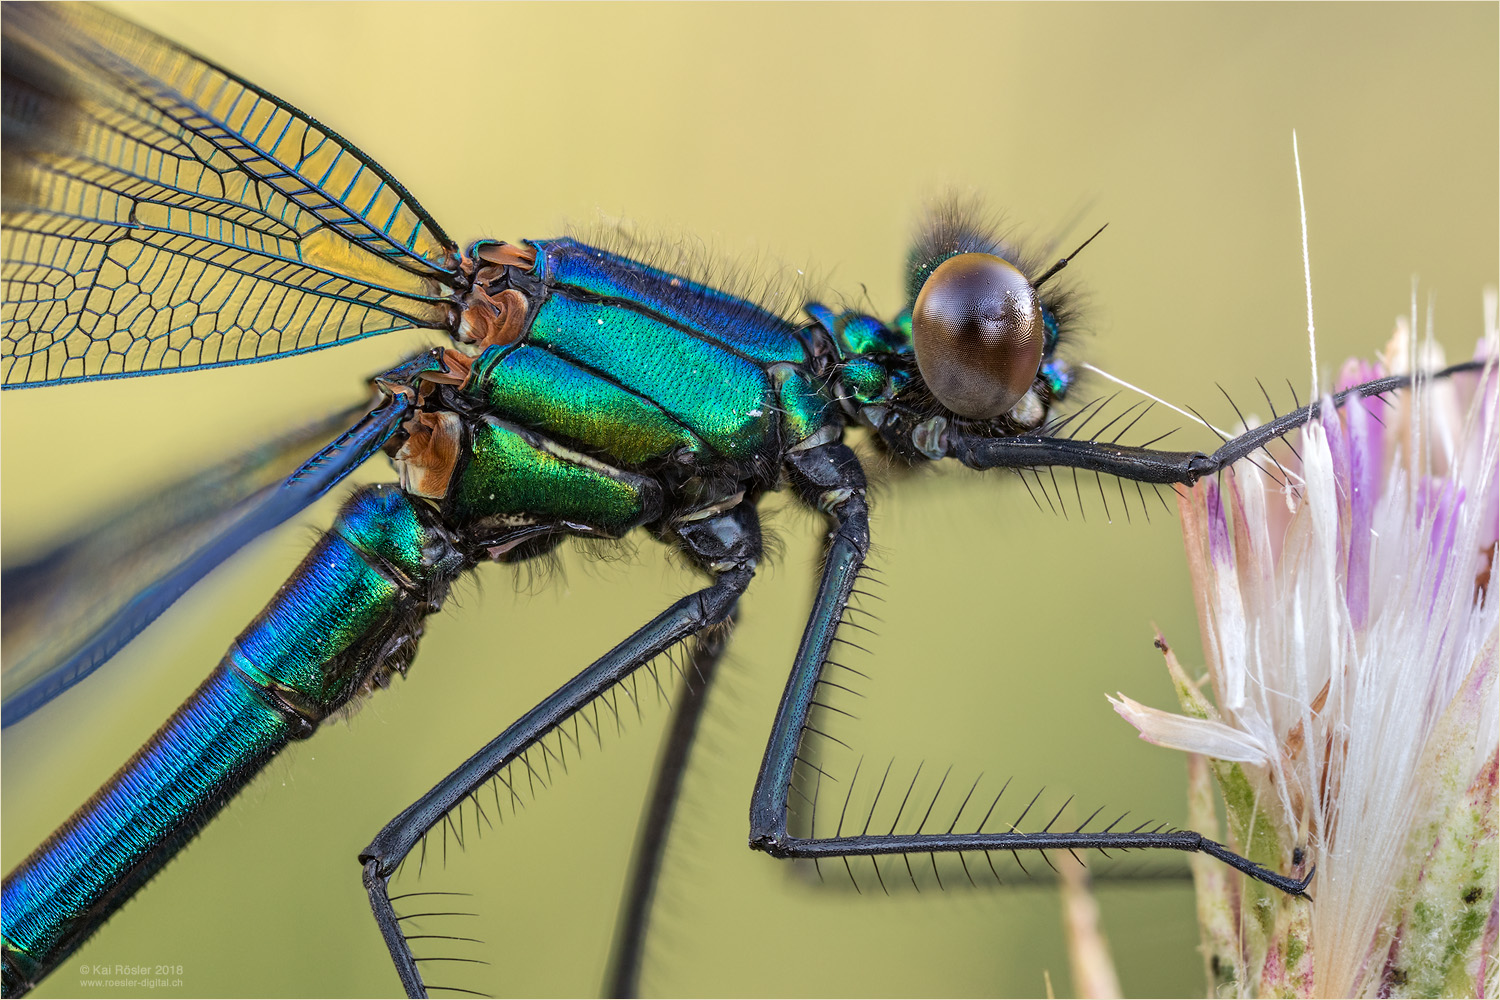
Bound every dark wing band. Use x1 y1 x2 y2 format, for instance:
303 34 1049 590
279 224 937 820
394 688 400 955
1 393 414 725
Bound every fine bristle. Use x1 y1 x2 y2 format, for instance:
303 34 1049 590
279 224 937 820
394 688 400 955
565 214 821 328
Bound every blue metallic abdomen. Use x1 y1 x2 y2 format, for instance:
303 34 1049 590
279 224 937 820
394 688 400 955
0 487 460 995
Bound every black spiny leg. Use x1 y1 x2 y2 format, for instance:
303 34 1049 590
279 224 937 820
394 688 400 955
747 441 1312 898
362 508 761 999
604 619 734 998
950 361 1488 482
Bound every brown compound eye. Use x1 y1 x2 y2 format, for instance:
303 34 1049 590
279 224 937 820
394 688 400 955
911 252 1045 419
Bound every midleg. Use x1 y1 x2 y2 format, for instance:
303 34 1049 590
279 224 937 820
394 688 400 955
360 507 761 999
604 620 734 998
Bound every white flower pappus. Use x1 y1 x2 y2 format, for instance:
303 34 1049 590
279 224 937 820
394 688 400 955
1110 320 1499 998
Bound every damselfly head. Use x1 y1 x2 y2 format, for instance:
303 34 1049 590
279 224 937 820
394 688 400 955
899 197 1081 429
910 252 1045 418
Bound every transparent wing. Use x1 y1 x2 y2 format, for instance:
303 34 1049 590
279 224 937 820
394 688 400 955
1 393 414 725
1 2 460 387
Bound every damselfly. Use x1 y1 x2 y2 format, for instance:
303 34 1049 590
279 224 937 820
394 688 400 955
3 4 1495 998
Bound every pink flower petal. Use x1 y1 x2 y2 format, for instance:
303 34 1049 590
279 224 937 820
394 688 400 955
1346 392 1380 629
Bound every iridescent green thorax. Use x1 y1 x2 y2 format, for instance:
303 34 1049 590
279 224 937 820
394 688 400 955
458 238 842 471
446 417 661 537
468 344 700 465
770 364 837 446
530 238 808 366
805 302 914 412
524 294 774 460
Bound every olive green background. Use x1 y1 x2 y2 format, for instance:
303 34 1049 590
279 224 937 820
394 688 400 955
2 3 1495 997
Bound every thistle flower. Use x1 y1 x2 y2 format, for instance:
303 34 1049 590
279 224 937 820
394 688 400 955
1110 318 1499 998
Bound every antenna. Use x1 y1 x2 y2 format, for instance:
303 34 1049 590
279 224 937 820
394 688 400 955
1032 223 1107 289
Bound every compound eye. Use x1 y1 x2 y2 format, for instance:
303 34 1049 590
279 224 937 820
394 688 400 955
910 253 1045 419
